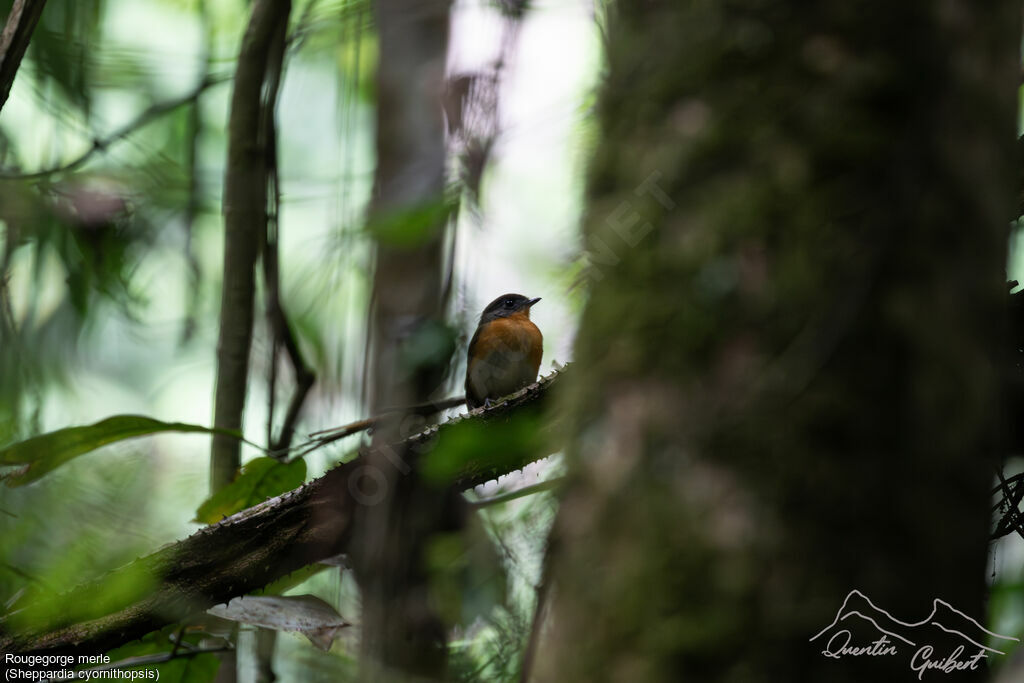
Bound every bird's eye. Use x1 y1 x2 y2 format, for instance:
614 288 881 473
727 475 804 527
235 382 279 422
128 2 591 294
504 299 514 307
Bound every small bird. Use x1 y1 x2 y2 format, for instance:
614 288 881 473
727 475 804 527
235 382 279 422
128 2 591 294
465 293 543 409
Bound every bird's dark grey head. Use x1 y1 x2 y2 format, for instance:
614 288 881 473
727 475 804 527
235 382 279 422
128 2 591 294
479 293 541 323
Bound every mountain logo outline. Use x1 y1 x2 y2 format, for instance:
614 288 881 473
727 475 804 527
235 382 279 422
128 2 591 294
810 589 1020 656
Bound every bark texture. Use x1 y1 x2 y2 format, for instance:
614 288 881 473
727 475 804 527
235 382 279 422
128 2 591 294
350 0 455 679
0 0 47 113
534 1 1018 681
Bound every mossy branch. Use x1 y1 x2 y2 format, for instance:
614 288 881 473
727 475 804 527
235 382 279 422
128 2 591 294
0 367 567 656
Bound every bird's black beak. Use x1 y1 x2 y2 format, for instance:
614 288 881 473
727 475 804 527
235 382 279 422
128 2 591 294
526 297 541 307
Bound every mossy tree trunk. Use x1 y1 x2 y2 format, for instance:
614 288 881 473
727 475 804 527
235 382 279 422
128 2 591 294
535 1 1019 681
350 0 456 680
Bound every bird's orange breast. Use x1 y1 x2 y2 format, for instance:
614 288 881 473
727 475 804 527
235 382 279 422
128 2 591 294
465 311 543 407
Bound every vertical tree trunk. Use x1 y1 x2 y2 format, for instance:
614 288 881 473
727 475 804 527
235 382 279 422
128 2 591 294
534 1 1018 681
213 6 290 680
351 0 455 680
211 0 291 492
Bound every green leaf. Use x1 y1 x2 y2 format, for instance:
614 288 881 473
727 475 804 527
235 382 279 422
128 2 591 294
0 415 234 487
195 457 306 524
255 563 331 597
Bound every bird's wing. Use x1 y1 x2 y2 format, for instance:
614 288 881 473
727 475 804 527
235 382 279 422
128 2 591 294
465 324 484 408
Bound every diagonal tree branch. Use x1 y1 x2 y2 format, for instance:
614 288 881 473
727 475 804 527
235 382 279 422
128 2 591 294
0 367 567 657
0 75 229 180
0 0 47 115
299 395 467 454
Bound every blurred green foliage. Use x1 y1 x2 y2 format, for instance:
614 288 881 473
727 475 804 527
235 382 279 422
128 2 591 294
367 197 454 247
0 0 381 673
8 554 156 632
421 410 546 485
103 629 223 683
426 518 506 629
0 0 590 679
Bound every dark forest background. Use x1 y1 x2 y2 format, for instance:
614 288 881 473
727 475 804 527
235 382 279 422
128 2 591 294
1 0 1024 681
